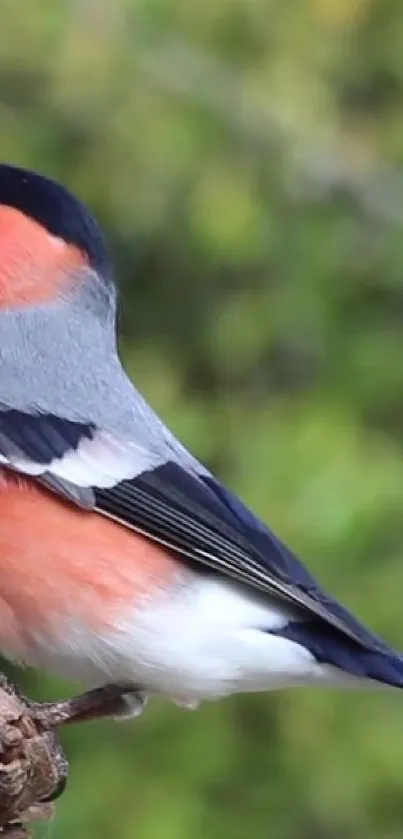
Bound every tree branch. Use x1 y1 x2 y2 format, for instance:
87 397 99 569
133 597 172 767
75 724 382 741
0 675 68 839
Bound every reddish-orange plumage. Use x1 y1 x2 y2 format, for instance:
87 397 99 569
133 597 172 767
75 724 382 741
0 206 86 308
0 470 180 658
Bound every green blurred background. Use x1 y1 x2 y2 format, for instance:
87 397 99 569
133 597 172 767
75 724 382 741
2 0 403 837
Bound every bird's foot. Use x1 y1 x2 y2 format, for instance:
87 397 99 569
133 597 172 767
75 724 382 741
28 684 147 728
111 690 148 721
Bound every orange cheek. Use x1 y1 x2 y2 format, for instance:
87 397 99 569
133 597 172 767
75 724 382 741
0 206 86 308
0 470 182 653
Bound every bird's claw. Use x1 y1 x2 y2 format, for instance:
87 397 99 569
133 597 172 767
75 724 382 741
28 684 146 728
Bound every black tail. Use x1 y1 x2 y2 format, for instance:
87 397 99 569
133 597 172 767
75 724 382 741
271 620 403 689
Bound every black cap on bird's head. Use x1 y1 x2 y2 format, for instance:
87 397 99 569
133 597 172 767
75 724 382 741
0 164 111 274
0 164 113 309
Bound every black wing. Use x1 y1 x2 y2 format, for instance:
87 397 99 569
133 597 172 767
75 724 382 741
94 461 388 654
0 407 96 505
0 407 147 506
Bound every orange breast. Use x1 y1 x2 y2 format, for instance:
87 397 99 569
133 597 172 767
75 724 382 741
0 470 182 656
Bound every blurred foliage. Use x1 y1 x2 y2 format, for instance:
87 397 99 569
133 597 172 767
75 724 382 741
2 0 403 837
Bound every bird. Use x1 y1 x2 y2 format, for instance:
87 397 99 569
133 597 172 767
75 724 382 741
0 161 403 728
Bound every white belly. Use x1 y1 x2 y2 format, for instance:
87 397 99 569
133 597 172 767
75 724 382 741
24 574 344 705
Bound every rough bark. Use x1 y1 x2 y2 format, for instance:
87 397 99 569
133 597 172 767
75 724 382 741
0 676 67 839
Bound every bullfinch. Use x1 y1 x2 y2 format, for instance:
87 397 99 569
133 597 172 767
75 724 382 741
0 162 403 727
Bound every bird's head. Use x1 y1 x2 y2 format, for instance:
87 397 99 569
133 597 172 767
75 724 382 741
0 164 113 311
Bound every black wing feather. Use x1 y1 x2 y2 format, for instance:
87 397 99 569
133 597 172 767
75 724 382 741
0 408 95 506
95 462 387 654
0 409 95 464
